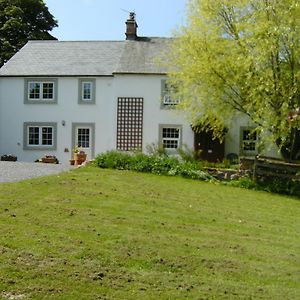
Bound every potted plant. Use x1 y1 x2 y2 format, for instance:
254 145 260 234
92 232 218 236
41 155 58 164
73 146 87 165
1 154 17 162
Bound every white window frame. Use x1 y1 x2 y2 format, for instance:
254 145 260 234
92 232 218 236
161 79 180 107
159 125 182 150
28 81 54 100
76 127 91 148
163 94 181 106
24 78 58 104
81 81 93 101
28 126 53 147
23 122 57 150
240 127 258 156
78 78 96 104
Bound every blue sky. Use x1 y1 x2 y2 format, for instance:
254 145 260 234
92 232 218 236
44 0 187 41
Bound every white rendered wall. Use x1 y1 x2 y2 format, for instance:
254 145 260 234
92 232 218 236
0 77 115 163
0 75 280 164
113 74 194 152
0 75 194 163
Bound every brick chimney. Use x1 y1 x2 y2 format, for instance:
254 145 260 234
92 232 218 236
125 12 138 40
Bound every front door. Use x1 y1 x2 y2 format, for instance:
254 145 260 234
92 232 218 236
75 126 93 160
194 128 225 162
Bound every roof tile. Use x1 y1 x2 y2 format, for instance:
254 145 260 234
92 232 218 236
0 38 171 76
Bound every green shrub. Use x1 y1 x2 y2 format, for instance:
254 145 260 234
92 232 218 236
228 176 258 190
176 144 201 163
130 153 153 173
95 151 213 181
150 155 180 175
95 151 132 170
228 176 300 197
145 143 167 157
176 161 214 180
257 177 300 196
95 151 299 196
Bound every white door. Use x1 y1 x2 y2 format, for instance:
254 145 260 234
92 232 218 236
75 126 92 160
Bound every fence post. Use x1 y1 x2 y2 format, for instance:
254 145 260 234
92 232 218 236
252 155 258 181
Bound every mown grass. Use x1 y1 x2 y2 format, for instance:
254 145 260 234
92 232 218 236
0 166 299 299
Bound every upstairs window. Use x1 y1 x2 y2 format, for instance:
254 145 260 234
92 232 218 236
79 79 96 104
82 82 92 101
42 83 54 99
161 79 180 107
25 79 57 104
28 82 54 100
28 83 40 99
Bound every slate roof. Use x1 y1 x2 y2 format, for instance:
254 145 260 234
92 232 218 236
0 37 171 77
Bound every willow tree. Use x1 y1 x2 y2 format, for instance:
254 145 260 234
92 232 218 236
169 0 300 160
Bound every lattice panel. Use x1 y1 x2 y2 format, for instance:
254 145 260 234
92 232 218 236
117 97 143 151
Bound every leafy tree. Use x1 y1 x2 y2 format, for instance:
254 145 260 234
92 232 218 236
0 0 57 66
168 0 300 160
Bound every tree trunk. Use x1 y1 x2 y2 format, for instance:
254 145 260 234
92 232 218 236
278 129 300 161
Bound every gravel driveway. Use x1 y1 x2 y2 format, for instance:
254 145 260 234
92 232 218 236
0 161 74 183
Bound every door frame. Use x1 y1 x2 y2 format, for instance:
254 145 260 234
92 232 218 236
72 122 95 159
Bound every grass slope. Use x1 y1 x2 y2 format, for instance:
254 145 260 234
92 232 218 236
0 166 299 299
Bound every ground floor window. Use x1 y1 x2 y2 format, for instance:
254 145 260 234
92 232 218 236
23 122 57 150
159 125 182 150
240 127 258 155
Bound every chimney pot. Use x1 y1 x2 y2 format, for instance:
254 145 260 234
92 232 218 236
125 12 138 40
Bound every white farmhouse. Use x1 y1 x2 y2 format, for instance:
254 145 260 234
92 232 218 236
0 14 278 164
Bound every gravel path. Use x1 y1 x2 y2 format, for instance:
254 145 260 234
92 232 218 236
0 161 74 183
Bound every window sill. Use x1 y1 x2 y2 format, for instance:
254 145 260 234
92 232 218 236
240 151 257 157
78 101 96 105
160 104 179 110
24 100 57 104
24 145 56 151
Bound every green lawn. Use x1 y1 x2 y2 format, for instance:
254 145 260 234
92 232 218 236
0 166 299 300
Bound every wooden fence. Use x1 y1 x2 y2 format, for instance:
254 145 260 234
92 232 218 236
240 156 300 181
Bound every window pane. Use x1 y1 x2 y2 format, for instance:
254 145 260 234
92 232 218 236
162 127 180 149
29 83 40 99
163 82 180 105
243 142 256 151
77 128 90 148
243 130 257 141
163 139 178 148
163 128 179 138
28 127 39 145
41 127 53 145
242 129 257 152
42 83 54 99
83 82 92 100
